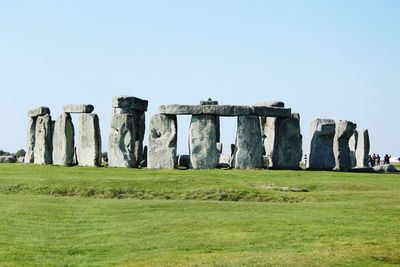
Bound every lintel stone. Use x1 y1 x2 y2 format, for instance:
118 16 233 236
63 104 94 113
112 96 148 111
159 105 291 117
28 106 50 118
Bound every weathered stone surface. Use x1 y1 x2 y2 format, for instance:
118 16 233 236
33 114 53 164
52 113 75 166
269 113 303 169
373 164 399 173
308 119 336 170
63 104 94 113
25 117 36 163
76 113 102 167
233 116 263 169
108 113 136 167
112 96 148 111
28 106 50 118
333 120 357 171
133 112 146 166
0 156 17 163
356 129 370 167
189 115 220 169
349 130 358 167
148 114 177 169
254 101 285 108
200 99 219 105
159 105 291 117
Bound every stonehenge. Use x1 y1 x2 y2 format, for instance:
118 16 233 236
333 120 357 171
356 129 370 167
76 113 102 167
25 107 53 165
24 97 372 172
233 116 263 169
108 96 148 168
308 119 336 170
148 114 177 169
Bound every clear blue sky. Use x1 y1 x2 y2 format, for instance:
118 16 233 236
0 0 399 156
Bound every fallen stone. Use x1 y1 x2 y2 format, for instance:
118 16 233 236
63 104 94 113
112 96 148 111
34 114 53 164
189 115 220 169
373 164 399 173
159 105 291 117
24 117 37 163
308 119 336 170
0 156 17 163
28 106 50 118
148 114 177 169
233 116 264 169
349 167 376 173
356 129 370 167
333 120 357 171
52 113 75 166
18 157 25 163
108 113 136 168
76 113 102 167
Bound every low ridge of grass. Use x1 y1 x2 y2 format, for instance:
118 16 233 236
0 164 399 266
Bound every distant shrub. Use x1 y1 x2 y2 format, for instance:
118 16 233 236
0 150 11 156
15 149 26 158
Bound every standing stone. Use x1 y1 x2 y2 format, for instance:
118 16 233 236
349 130 358 167
134 111 146 166
233 116 263 169
356 129 370 167
333 120 357 171
189 115 220 169
108 112 136 167
258 101 285 168
52 113 75 166
76 113 102 167
148 114 177 169
33 114 53 164
25 117 37 163
271 113 303 169
308 119 336 170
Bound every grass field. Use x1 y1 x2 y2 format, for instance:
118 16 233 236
0 164 399 266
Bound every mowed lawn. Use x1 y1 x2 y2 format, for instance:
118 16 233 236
0 164 399 266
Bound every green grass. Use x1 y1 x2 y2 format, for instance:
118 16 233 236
0 164 400 266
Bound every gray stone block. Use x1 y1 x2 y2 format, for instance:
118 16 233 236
148 114 177 169
189 115 220 169
24 117 37 163
233 116 264 169
33 114 53 164
0 156 17 163
76 113 102 167
349 130 358 167
108 113 136 168
268 113 303 169
63 104 94 113
356 129 370 167
333 120 357 171
112 96 148 111
28 106 50 118
52 113 75 166
159 104 291 117
308 119 336 170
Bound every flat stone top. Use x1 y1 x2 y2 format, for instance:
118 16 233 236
63 104 94 113
28 106 50 117
159 105 291 117
113 96 148 111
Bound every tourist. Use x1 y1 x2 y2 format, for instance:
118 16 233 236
376 154 381 165
384 154 391 165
